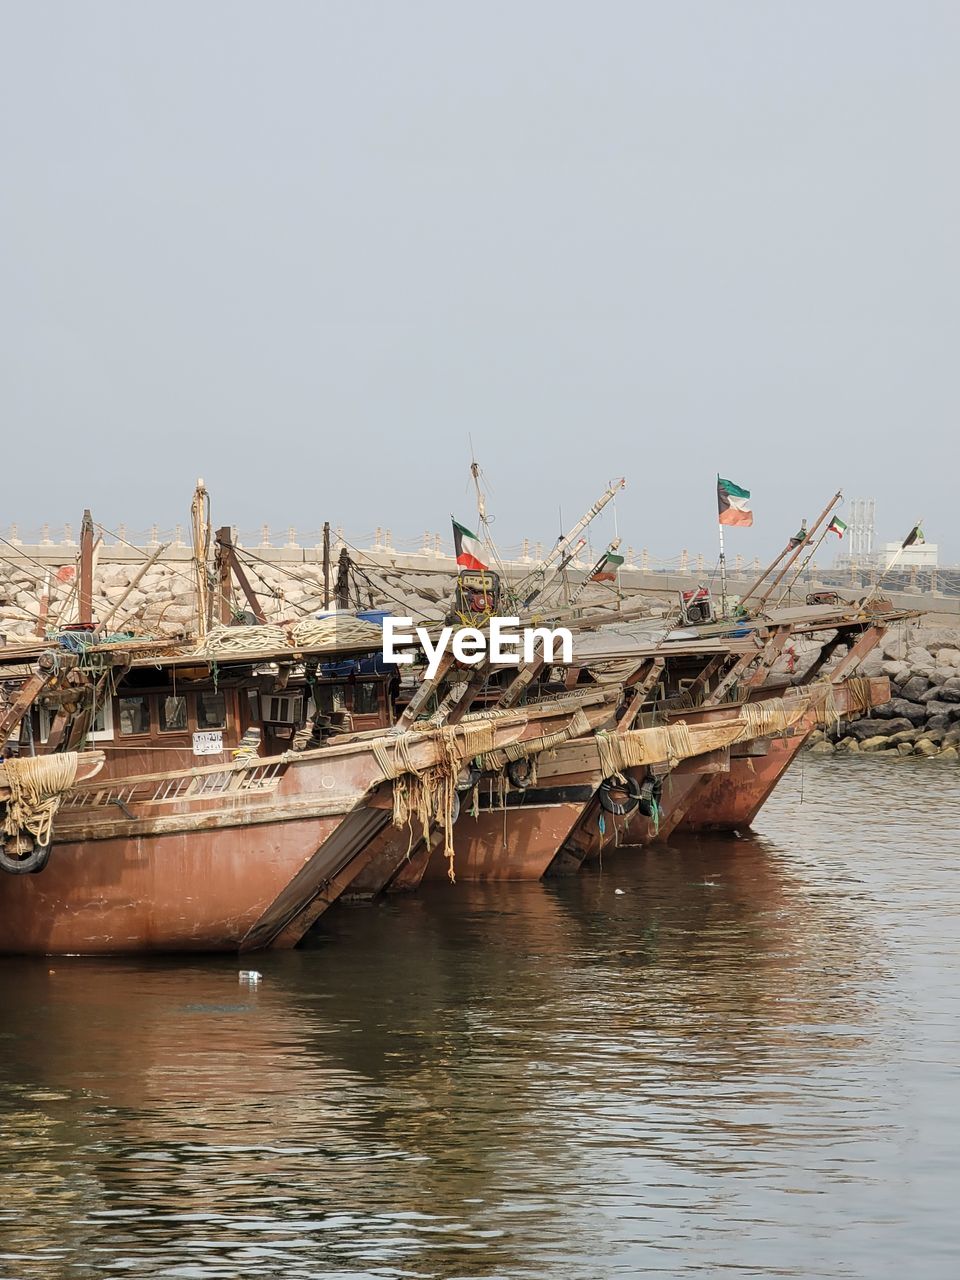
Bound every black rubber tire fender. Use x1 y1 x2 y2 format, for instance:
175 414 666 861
507 758 535 790
0 840 52 876
598 774 641 816
638 775 664 818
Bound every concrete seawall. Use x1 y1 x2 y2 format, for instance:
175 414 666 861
1 537 957 642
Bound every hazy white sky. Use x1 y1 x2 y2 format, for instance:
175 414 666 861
2 1 957 562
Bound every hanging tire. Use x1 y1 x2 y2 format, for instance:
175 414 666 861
456 763 482 793
507 758 534 790
450 791 461 823
598 774 641 815
638 775 663 818
0 839 51 876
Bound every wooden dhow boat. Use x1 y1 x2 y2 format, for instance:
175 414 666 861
550 599 909 868
0 619 611 954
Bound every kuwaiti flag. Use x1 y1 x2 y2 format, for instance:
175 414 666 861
717 476 753 527
902 523 925 548
589 550 625 583
827 516 848 539
452 519 489 571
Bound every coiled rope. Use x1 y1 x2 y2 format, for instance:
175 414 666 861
190 616 384 658
1 753 79 849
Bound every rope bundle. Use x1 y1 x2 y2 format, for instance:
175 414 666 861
291 617 383 649
1 752 79 848
597 723 696 778
193 624 289 655
373 720 498 883
476 708 593 771
190 616 384 658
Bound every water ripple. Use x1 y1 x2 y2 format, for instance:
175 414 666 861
1 758 958 1277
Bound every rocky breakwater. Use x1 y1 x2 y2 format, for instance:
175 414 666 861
0 551 671 643
809 628 960 762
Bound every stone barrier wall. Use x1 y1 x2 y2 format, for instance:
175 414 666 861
808 627 960 762
1 539 957 643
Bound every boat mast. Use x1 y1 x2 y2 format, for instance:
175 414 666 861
191 479 211 639
739 522 808 611
522 478 625 609
78 509 94 626
754 490 842 611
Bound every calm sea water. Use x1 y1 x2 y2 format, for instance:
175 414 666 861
1 757 958 1279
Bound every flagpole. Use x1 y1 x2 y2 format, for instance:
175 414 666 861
863 516 924 604
754 490 842 611
775 524 832 606
718 515 727 619
569 538 621 608
739 530 806 610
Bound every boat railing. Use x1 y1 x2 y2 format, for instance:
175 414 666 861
60 757 288 812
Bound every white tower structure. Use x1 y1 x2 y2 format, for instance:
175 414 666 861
845 497 876 565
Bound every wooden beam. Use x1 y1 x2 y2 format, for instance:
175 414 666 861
616 657 666 732
0 658 57 742
79 509 94 625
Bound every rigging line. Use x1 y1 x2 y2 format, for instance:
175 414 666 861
96 524 204 597
233 556 325 621
233 544 323 588
330 536 439 616
0 574 52 626
234 546 366 618
0 535 73 580
0 547 50 588
348 559 438 620
468 460 516 603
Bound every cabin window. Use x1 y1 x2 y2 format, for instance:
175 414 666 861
352 683 381 716
37 699 113 743
118 696 151 736
313 684 346 716
159 695 188 733
197 691 226 730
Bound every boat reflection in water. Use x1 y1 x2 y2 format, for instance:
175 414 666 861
1 777 924 1280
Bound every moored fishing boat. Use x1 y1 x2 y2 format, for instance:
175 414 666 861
0 618 613 954
551 601 909 867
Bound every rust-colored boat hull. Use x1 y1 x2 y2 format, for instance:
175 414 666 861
680 673 890 833
421 796 593 883
679 735 803 832
547 749 727 873
0 814 342 955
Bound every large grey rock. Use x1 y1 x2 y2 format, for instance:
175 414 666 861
918 685 960 704
926 714 951 731
880 634 908 660
857 650 885 678
907 646 935 670
881 660 912 682
924 700 960 718
900 675 931 702
887 728 922 744
873 699 928 724
936 648 960 667
843 716 915 741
